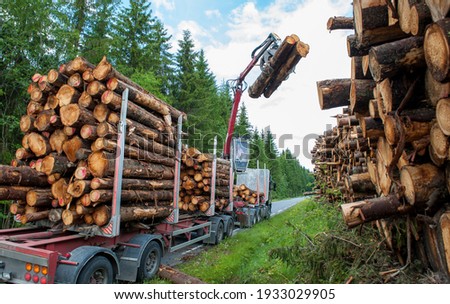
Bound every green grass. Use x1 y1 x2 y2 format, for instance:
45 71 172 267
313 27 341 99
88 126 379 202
177 199 337 284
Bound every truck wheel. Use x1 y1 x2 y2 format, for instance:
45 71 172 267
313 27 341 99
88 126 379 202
77 256 114 284
255 210 261 223
137 241 162 282
215 221 224 244
224 219 234 238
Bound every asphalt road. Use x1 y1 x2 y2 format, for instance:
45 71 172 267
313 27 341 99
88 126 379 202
162 196 307 267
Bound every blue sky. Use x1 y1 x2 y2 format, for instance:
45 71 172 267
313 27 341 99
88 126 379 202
145 0 353 168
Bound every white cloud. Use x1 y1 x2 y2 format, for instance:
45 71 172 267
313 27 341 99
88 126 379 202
152 0 175 10
175 20 216 49
203 0 353 169
205 9 221 19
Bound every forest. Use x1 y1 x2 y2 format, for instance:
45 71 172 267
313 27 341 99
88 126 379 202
0 0 313 219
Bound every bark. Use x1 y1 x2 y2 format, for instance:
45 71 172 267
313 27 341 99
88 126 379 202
20 210 50 224
92 137 175 166
384 114 433 145
26 189 54 207
316 79 351 110
347 34 371 57
400 163 446 207
341 195 412 228
90 177 174 191
87 151 174 179
0 186 33 200
48 208 63 223
425 0 450 22
101 90 166 131
351 56 373 80
158 265 205 284
89 189 173 204
424 19 450 82
20 115 37 133
248 35 298 98
410 3 433 36
327 16 354 31
369 36 425 82
360 117 384 138
350 79 376 115
0 165 48 187
264 40 310 98
34 109 62 132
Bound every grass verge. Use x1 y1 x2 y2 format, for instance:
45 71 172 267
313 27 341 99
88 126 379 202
169 198 428 284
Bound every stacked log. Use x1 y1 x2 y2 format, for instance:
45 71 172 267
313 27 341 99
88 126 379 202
233 184 264 205
179 147 231 213
1 56 186 230
313 0 450 278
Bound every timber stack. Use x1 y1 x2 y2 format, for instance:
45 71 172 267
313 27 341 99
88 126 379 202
233 184 265 205
179 147 231 213
313 0 450 279
0 56 188 231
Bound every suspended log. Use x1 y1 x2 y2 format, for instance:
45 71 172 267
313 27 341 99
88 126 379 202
264 40 309 98
424 18 450 82
0 165 48 187
248 35 297 98
316 79 351 110
88 151 174 179
369 36 425 82
341 195 412 228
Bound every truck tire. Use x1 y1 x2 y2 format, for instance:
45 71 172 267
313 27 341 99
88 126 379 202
215 221 224 244
136 241 162 282
77 256 114 284
224 218 234 238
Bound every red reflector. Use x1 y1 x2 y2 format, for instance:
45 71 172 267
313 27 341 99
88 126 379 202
40 277 47 284
32 275 39 283
24 273 31 281
64 253 71 259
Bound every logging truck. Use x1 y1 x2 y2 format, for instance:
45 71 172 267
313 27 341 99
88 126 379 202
0 33 306 284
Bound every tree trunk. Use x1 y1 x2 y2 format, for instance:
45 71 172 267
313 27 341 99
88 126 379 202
56 84 81 107
78 91 97 110
350 79 376 115
0 165 49 187
425 0 450 22
0 186 33 200
351 56 373 80
119 206 172 223
80 124 98 140
20 210 51 224
369 36 425 82
436 98 450 135
316 79 351 110
347 34 371 57
47 69 67 88
92 138 175 166
425 69 450 106
425 19 450 83
20 115 37 133
60 104 97 127
430 121 449 161
67 180 91 198
41 154 75 176
341 194 412 228
360 117 384 138
49 129 67 154
88 151 174 179
62 136 90 163
410 3 433 36
101 90 166 131
400 163 446 207
27 132 52 157
93 103 110 123
89 189 173 204
26 189 53 207
327 16 354 31
158 264 205 284
384 114 433 145
90 177 174 191
86 80 107 98
62 209 81 226
67 73 84 90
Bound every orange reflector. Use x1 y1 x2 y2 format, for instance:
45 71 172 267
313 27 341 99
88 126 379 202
42 266 48 275
25 263 32 272
33 265 40 273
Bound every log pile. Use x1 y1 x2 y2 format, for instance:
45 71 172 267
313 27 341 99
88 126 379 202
1 56 187 231
179 148 231 213
313 0 450 278
233 184 265 205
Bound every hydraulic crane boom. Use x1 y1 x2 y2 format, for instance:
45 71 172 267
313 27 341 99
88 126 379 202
223 33 280 159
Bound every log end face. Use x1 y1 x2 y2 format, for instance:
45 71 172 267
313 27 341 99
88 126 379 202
424 23 450 82
437 98 450 136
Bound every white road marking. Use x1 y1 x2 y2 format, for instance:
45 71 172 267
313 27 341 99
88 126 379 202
182 245 204 255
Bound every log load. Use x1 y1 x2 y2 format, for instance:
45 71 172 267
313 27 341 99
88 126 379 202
233 184 264 205
1 56 188 231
